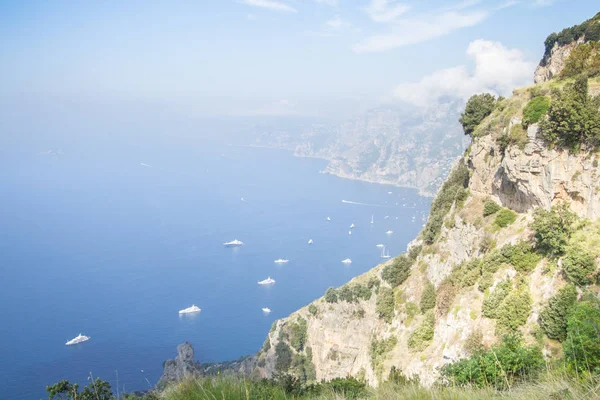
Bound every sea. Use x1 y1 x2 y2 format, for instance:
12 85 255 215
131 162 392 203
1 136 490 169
0 133 431 399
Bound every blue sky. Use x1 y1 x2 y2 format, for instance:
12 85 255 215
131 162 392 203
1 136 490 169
0 0 598 118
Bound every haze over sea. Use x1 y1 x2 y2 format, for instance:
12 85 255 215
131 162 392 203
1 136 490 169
0 132 430 399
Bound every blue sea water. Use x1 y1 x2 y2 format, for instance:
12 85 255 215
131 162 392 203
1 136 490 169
0 138 430 399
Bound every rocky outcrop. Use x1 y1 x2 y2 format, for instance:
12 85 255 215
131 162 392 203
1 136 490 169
534 38 583 83
157 342 201 388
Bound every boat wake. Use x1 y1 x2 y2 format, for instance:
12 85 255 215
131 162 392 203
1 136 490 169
341 200 388 208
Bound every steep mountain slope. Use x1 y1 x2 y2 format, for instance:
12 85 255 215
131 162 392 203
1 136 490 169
247 18 600 388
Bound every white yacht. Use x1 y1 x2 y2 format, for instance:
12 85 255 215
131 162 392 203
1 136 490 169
341 258 352 264
376 244 384 248
327 217 331 221
262 307 272 313
223 239 244 247
350 223 355 229
308 239 313 244
384 215 390 219
179 304 201 314
274 259 289 264
348 230 352 235
371 215 374 224
381 246 391 259
258 276 275 285
386 230 393 234
65 333 90 346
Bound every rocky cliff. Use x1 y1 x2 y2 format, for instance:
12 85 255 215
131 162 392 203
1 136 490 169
246 25 600 388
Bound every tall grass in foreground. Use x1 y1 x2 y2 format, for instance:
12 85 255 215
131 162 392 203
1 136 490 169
159 373 600 400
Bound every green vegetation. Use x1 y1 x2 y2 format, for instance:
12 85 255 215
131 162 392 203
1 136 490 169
496 286 532 334
275 341 293 372
560 41 600 79
460 93 497 136
408 244 422 260
564 295 600 374
464 329 484 355
407 310 435 351
324 287 338 303
478 271 494 292
375 287 395 323
441 335 544 390
291 348 316 382
370 336 398 368
498 124 529 152
288 317 308 352
542 12 600 65
539 284 578 341
500 241 542 273
308 304 318 317
539 76 600 150
494 208 517 228
381 255 412 288
419 281 436 313
562 245 597 286
532 202 577 257
483 199 501 217
435 279 458 316
522 96 551 127
482 280 512 319
47 378 115 400
422 161 470 244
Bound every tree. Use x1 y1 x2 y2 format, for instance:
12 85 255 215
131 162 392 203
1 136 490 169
376 287 395 323
381 255 412 288
539 284 578 341
47 378 114 400
420 281 437 313
459 93 497 136
564 295 600 374
562 246 597 286
531 202 577 257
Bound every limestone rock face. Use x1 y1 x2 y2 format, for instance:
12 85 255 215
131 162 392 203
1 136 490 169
534 38 583 83
158 342 201 387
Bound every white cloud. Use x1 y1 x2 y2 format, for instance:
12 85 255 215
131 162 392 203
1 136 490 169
326 15 349 29
365 0 410 22
315 0 338 5
393 40 535 107
353 10 488 53
239 0 297 13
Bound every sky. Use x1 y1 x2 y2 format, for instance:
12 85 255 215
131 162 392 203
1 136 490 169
0 0 598 120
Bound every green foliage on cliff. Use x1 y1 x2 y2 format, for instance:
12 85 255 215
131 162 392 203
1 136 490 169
275 341 293 372
561 41 600 79
496 285 532 334
407 310 435 351
494 208 517 228
419 281 436 313
436 279 458 316
381 255 412 288
370 335 398 368
325 287 338 303
376 287 395 323
563 246 597 286
539 76 600 150
47 378 115 400
539 283 578 341
288 317 308 352
564 295 600 374
483 199 501 217
500 241 541 273
542 12 600 65
522 96 551 127
441 335 544 390
460 93 497 136
482 280 512 319
422 161 470 244
532 202 578 257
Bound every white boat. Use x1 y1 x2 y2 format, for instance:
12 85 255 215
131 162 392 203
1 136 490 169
381 246 391 259
327 217 331 221
371 215 374 224
179 304 201 314
308 239 313 244
262 307 272 313
348 230 352 235
258 276 275 285
65 333 90 346
223 239 244 247
384 215 390 219
274 259 289 264
376 244 384 248
341 258 352 264
386 230 393 234
350 223 355 229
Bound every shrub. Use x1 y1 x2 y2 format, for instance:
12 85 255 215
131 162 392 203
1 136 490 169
288 317 308 352
324 287 338 303
376 287 395 323
523 96 551 127
483 200 501 217
540 76 600 149
532 202 578 257
542 13 600 65
478 271 494 292
460 93 497 136
464 329 484 355
419 281 437 313
308 304 318 316
539 284 578 341
338 285 355 303
47 378 114 400
370 335 398 367
275 341 293 372
381 255 412 288
564 295 600 374
408 310 435 350
560 41 600 79
324 377 367 400
482 279 512 319
422 161 470 244
501 241 542 273
408 244 422 260
352 283 372 301
496 286 532 333
441 335 543 389
436 280 458 316
494 208 517 228
367 277 381 290
563 246 597 286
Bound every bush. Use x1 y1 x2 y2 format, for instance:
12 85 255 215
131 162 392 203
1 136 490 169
494 208 517 228
324 287 338 303
460 93 497 136
436 280 458 316
47 378 114 400
539 284 578 341
308 304 318 316
540 76 600 149
496 286 532 333
288 317 308 352
478 271 494 292
500 241 542 273
324 377 367 400
560 40 600 79
422 161 470 244
370 335 398 367
482 279 512 319
275 341 293 372
564 296 600 374
483 200 501 217
376 287 395 323
523 96 551 127
532 202 578 257
381 255 412 288
367 277 381 290
441 335 544 389
563 246 597 286
420 281 437 313
408 244 422 260
408 310 435 350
